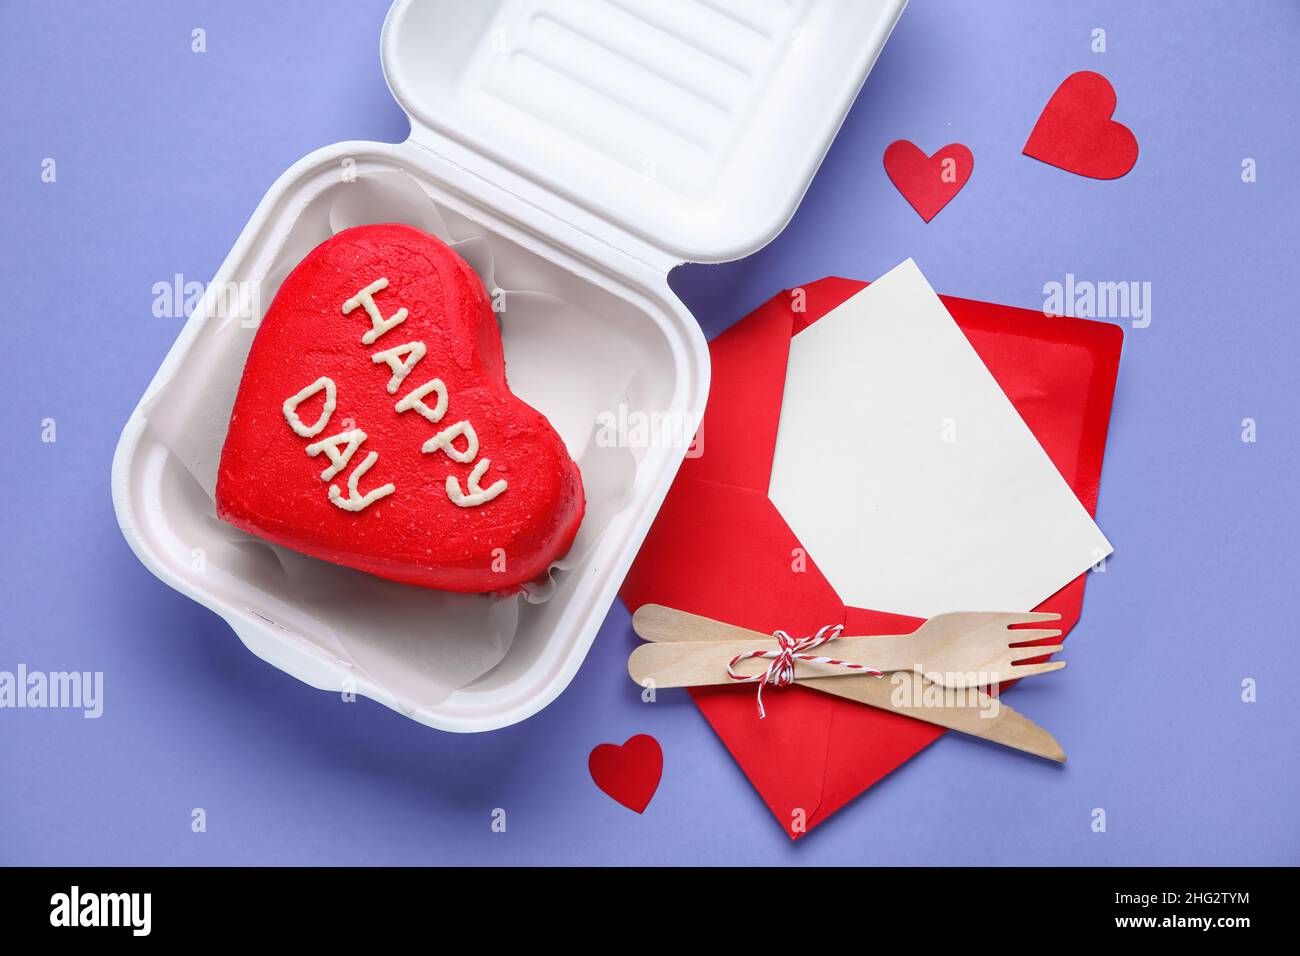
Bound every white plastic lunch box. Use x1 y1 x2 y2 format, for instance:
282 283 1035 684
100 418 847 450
111 0 906 731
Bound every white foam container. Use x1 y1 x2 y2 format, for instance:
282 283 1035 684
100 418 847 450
111 0 905 731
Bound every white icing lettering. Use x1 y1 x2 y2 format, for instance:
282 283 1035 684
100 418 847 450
278 277 516 514
283 377 337 438
395 377 448 424
343 277 408 345
422 420 478 463
327 451 395 512
447 457 508 508
371 341 426 394
306 428 367 481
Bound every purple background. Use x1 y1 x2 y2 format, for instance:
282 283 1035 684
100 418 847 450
3 0 1297 865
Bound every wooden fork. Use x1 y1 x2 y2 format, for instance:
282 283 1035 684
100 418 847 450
629 604 1065 690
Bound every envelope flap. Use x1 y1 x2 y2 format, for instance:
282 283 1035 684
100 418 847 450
682 296 796 492
621 476 847 829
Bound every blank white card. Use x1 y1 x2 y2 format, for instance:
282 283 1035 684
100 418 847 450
768 259 1112 617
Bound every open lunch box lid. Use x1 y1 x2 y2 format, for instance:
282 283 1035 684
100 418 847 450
381 0 907 267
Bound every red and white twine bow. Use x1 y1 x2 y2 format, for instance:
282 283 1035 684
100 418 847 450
726 624 884 718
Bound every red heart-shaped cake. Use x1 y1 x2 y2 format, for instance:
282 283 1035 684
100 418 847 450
216 223 585 593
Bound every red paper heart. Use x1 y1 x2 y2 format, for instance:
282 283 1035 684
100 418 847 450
216 224 584 593
588 734 662 813
883 140 973 222
1023 71 1138 179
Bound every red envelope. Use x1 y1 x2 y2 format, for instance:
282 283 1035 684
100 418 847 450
620 276 1122 839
